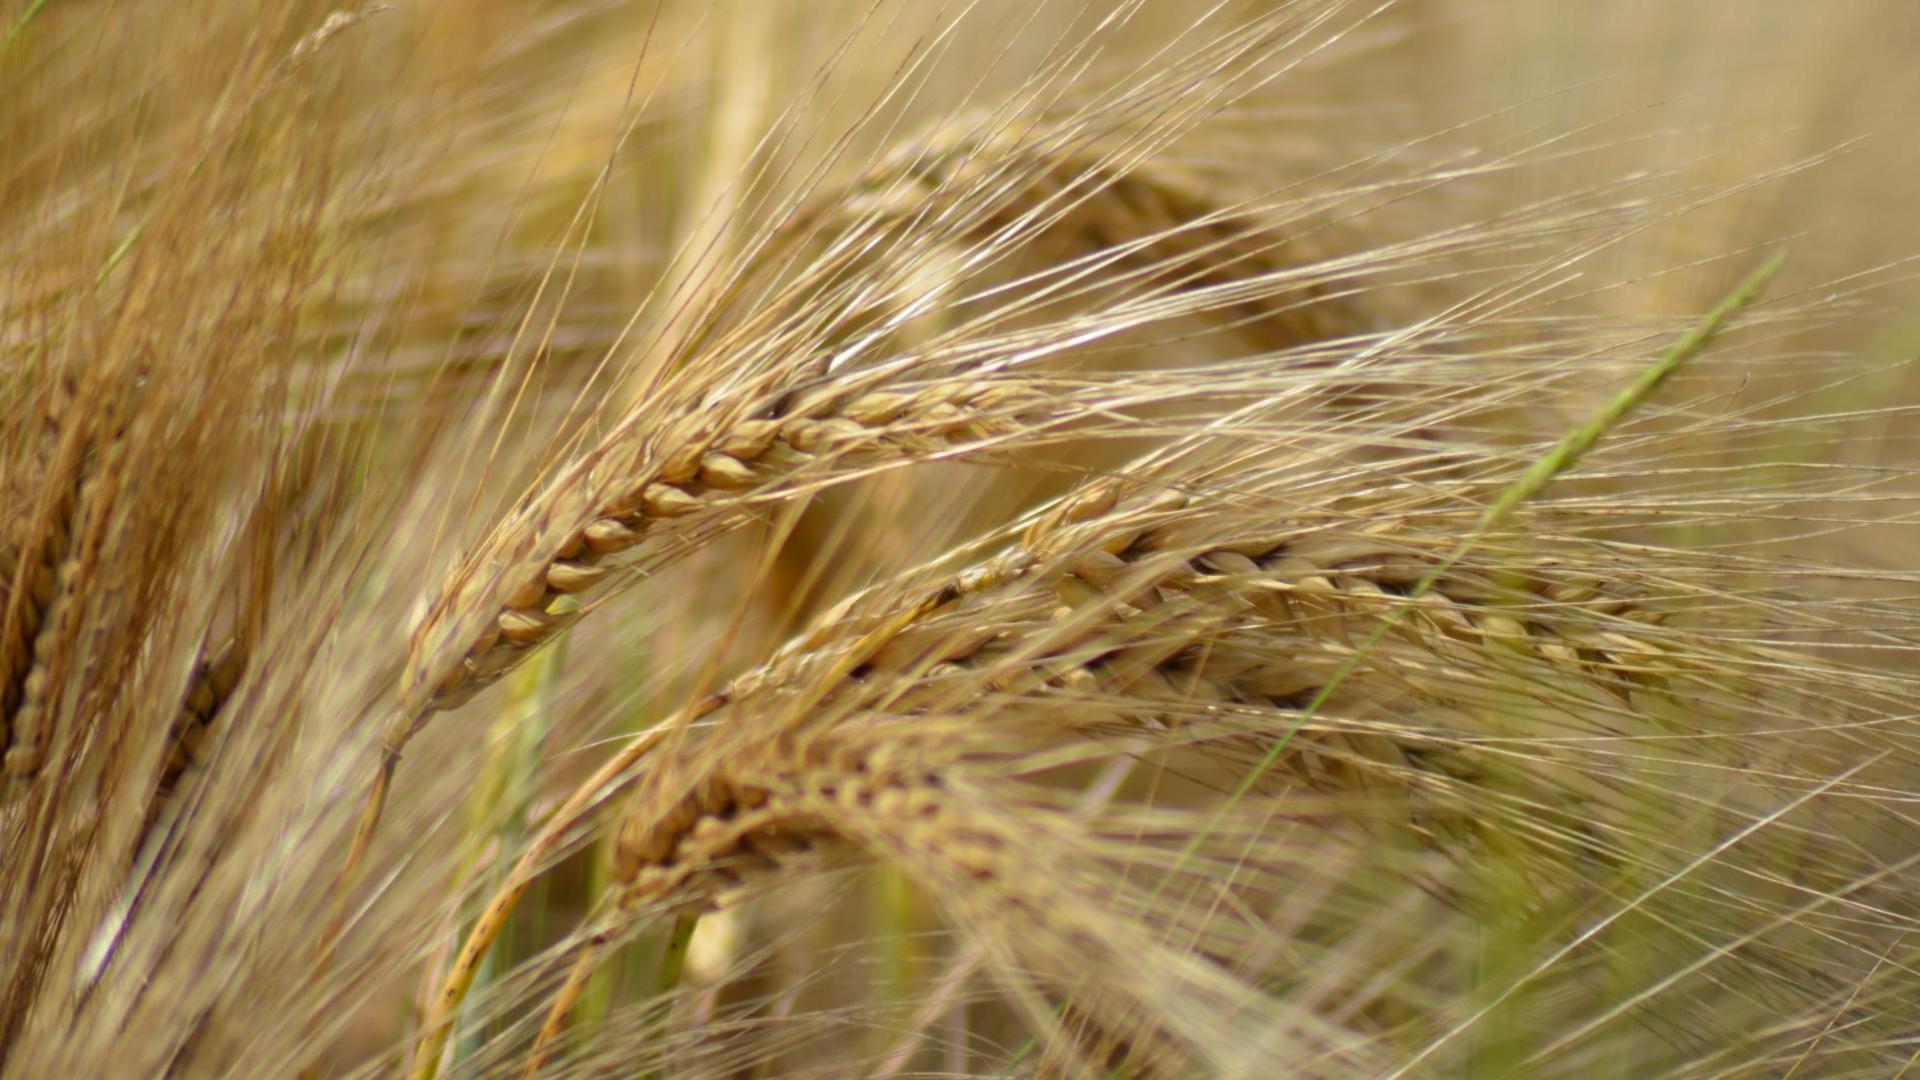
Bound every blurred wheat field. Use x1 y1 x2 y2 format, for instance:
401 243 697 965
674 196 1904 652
4 1 1920 1076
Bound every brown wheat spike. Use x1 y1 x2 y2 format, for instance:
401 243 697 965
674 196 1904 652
416 452 1717 1075
776 111 1373 358
715 469 1692 741
399 376 1057 725
645 0 1375 385
144 638 248 823
0 366 125 793
515 716 1387 1076
394 140 1387 744
395 3 1408 751
607 721 1368 1076
0 368 79 784
501 443 1911 1072
601 482 1689 842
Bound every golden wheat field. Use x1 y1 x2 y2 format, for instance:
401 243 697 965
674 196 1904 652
5 1 1920 1076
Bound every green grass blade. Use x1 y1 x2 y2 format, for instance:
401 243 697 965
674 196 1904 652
0 0 47 62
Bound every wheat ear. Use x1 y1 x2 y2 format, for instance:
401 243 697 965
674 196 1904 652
417 450 1696 1076
1 371 85 788
398 377 1060 726
0 365 144 799
783 113 1372 352
572 722 1357 1075
398 109 1385 741
137 638 247 838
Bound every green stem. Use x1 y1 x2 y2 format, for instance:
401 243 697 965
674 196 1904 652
653 913 699 1000
642 914 701 1080
0 0 46 62
449 613 568 1065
